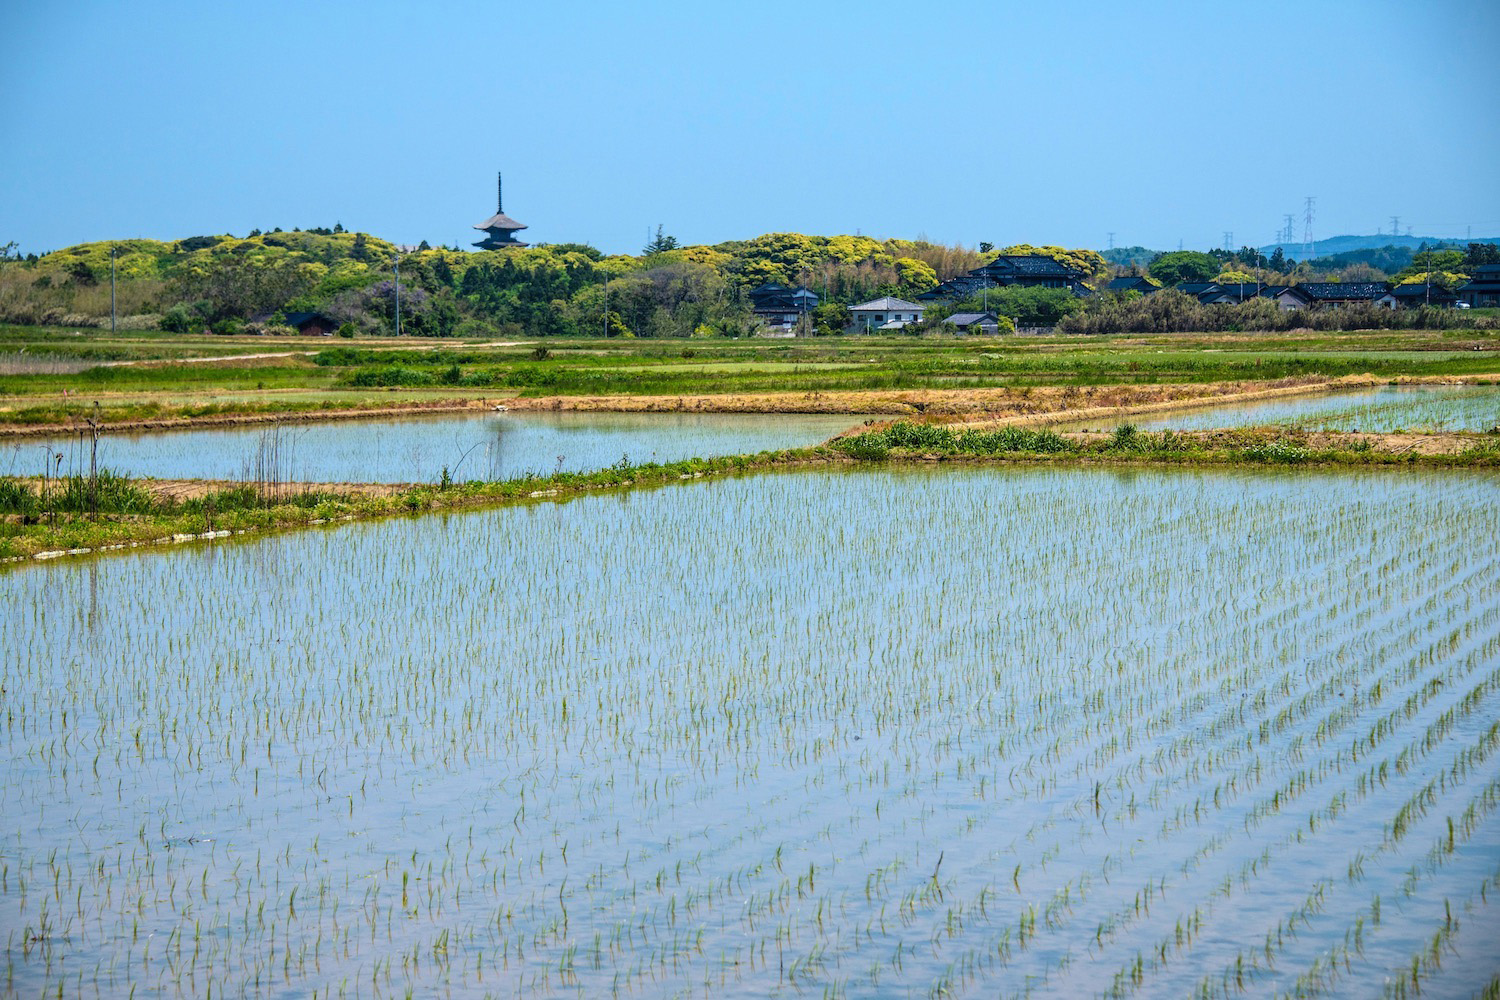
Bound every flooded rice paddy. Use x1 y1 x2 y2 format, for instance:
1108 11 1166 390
4 466 1500 997
2 411 864 484
1051 384 1500 434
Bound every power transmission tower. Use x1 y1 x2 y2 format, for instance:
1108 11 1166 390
1302 196 1316 260
1223 231 1234 253
1107 232 1115 250
1283 214 1295 245
1390 215 1400 239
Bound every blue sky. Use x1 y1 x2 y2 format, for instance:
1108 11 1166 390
3 0 1498 256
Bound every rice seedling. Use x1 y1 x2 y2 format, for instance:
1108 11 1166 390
2 464 1499 996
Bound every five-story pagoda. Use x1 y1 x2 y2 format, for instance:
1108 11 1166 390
473 172 529 249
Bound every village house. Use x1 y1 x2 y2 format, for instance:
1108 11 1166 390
1457 264 1500 308
1105 275 1159 294
748 283 819 331
972 254 1089 291
1261 285 1314 310
1297 282 1396 309
940 311 1003 334
919 274 998 301
1174 282 1222 300
922 253 1092 301
1391 283 1459 309
848 296 925 333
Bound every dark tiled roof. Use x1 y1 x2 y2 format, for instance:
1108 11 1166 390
1107 276 1156 291
1298 282 1393 300
919 275 999 300
1175 283 1220 296
945 312 998 325
1200 285 1258 303
977 255 1079 277
1391 284 1456 299
1457 281 1500 292
750 284 817 309
473 213 527 232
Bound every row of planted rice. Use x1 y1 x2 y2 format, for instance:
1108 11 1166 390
3 465 1498 997
1051 384 1500 434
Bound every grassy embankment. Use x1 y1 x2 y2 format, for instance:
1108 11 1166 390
3 324 1499 432
5 423 1499 563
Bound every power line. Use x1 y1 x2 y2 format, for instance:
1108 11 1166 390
1303 196 1316 260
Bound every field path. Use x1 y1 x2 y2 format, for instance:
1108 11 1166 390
95 340 533 367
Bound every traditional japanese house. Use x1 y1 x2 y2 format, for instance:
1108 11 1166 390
1105 276 1160 294
1391 283 1459 309
940 311 1003 334
748 283 820 330
1457 264 1500 308
1298 282 1396 309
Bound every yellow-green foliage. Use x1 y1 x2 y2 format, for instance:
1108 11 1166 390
1001 244 1109 280
1398 271 1469 289
1214 270 1256 284
895 257 938 292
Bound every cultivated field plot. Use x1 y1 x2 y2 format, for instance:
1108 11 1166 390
2 411 864 484
1051 385 1500 434
3 467 1499 998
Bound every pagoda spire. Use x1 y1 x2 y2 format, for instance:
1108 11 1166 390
473 170 529 250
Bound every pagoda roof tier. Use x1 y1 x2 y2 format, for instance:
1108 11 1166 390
474 212 528 232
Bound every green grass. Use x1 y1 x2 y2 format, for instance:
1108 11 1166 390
3 324 1499 430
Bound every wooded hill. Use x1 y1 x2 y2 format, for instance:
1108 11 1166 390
0 230 1012 338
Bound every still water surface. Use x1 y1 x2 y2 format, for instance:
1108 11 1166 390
2 410 864 483
1048 384 1500 433
3 466 1498 997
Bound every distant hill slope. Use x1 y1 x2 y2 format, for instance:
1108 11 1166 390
1258 234 1499 257
1100 246 1160 269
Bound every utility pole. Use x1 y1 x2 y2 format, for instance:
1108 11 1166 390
1302 196 1316 261
109 245 118 333
392 255 402 336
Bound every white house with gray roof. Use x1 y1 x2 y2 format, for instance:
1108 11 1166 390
848 296 925 333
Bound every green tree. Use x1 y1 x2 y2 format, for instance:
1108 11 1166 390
1148 251 1220 286
1464 243 1500 268
642 225 679 256
811 302 851 335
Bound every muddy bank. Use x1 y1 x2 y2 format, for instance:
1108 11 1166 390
503 374 1498 420
0 398 510 439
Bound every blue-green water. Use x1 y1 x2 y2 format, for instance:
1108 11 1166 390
2 410 865 484
1050 384 1500 433
3 466 1498 997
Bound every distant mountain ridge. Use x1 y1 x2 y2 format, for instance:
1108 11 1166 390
1256 233 1499 257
